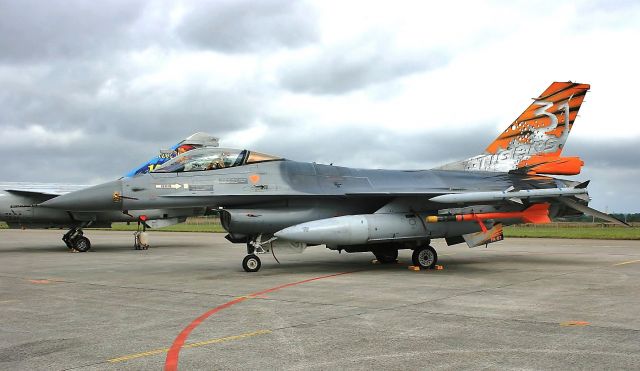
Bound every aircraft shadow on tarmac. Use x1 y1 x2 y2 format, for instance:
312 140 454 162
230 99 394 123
0 243 587 273
203 254 586 276
0 242 205 253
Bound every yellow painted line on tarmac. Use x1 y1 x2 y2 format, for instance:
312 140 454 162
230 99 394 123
183 329 271 349
108 329 271 364
612 259 640 267
234 295 268 300
108 348 168 363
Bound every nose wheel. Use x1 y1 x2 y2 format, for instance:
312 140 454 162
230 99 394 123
72 236 92 252
242 254 261 272
412 245 437 269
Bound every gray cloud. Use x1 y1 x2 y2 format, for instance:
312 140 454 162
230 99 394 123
0 0 148 63
278 41 447 95
0 69 260 139
246 120 493 169
563 138 640 170
177 0 318 53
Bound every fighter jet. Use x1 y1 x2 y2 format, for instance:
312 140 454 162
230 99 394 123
41 82 629 271
0 133 219 251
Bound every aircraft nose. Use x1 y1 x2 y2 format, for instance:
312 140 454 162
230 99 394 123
40 180 124 211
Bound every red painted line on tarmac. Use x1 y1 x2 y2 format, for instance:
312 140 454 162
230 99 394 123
164 271 355 371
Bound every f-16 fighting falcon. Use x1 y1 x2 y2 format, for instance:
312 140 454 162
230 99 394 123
0 133 219 252
41 82 629 271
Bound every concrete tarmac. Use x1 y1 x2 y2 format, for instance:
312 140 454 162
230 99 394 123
0 229 639 370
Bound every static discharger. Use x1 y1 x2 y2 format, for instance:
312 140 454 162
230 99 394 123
426 203 551 227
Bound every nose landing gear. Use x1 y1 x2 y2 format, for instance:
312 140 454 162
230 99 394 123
62 226 92 252
133 219 150 250
242 235 268 272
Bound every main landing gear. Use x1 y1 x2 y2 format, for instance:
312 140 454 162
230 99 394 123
373 248 399 264
62 226 91 252
412 245 438 269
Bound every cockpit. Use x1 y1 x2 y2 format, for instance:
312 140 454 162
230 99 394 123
152 148 282 173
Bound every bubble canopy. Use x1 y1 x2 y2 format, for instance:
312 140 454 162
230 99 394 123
152 147 282 173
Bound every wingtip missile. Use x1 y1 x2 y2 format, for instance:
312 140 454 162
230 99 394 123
429 187 588 204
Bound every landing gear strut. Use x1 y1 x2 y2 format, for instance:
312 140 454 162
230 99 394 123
62 226 91 252
412 245 438 269
242 237 264 272
133 220 150 250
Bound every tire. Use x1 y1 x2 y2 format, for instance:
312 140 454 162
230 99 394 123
373 249 399 264
242 254 261 272
412 246 437 269
72 236 92 252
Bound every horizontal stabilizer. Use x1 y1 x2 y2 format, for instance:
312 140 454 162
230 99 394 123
5 189 59 201
559 198 630 227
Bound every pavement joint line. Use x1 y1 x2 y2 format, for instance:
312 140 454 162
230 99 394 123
0 272 367 310
0 273 383 312
107 329 272 363
271 308 640 336
392 266 599 311
612 259 640 266
382 307 640 333
0 273 346 304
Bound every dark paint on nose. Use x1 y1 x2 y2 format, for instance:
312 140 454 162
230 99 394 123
40 180 123 211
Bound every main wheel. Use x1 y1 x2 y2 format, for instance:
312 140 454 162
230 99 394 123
412 245 437 269
72 236 91 252
242 254 261 272
373 249 399 264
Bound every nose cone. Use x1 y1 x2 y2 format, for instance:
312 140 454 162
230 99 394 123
40 180 123 211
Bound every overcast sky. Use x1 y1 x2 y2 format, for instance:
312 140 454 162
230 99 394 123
1 0 639 212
